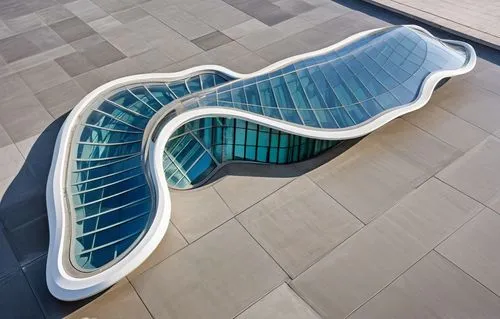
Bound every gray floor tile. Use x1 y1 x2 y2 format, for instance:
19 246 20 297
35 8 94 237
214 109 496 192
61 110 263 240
100 23 150 57
23 26 66 52
206 40 251 65
0 171 45 230
213 163 297 214
19 61 70 93
70 33 105 51
74 68 107 93
308 120 461 222
0 73 31 103
131 220 287 319
274 0 315 15
171 186 233 242
256 37 307 63
272 16 314 36
65 280 152 319
37 4 75 24
0 144 24 181
80 40 125 68
298 3 351 25
142 1 214 40
0 2 33 21
0 95 54 142
0 270 44 319
233 0 294 26
438 136 500 212
128 223 187 280
130 48 176 72
35 79 85 117
23 256 90 319
222 18 268 40
403 105 489 152
437 79 500 134
237 27 286 51
6 44 75 74
196 3 252 30
238 176 362 278
0 125 12 148
192 31 233 51
236 284 320 319
437 208 500 296
95 0 139 14
465 67 500 95
88 15 121 33
112 6 149 24
5 215 48 266
348 252 500 319
55 51 96 76
4 13 45 34
0 34 41 63
98 57 144 82
64 0 108 22
291 178 482 318
0 228 18 280
50 17 96 43
224 52 270 73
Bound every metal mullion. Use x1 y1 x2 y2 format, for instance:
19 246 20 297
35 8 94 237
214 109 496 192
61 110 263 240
341 57 377 115
82 123 142 134
74 183 147 209
104 99 151 119
276 76 306 125
73 154 141 173
92 109 145 131
289 72 325 128
185 148 209 174
76 152 141 162
189 132 220 165
144 85 166 107
72 172 144 195
318 63 357 124
77 211 149 238
306 67 342 127
71 165 142 186
164 83 178 99
164 151 190 182
76 196 150 223
257 79 285 120
77 139 142 146
79 228 143 255
127 88 158 114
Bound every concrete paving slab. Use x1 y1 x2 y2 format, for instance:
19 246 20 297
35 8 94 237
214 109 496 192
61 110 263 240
128 223 187 280
437 208 500 296
291 178 482 318
50 17 96 43
171 186 233 242
192 31 233 51
348 251 500 318
403 104 489 152
238 176 362 277
0 95 54 142
438 136 500 213
5 215 49 266
131 220 287 319
213 164 297 214
0 228 18 280
236 284 320 319
19 60 70 93
66 280 152 319
0 270 44 319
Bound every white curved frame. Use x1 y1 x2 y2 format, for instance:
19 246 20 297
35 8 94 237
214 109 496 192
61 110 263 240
46 25 476 301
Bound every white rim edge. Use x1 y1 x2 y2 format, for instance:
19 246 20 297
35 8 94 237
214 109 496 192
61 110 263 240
46 25 476 301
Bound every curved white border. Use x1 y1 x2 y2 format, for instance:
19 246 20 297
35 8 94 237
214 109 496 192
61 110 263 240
46 25 476 301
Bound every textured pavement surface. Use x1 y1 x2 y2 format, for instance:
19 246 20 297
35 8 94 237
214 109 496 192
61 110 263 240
0 0 500 318
361 0 500 49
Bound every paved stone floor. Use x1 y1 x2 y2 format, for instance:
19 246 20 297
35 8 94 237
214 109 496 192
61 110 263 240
0 0 500 318
361 0 500 49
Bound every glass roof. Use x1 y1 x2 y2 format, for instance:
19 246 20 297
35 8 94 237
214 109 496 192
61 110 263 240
65 25 470 272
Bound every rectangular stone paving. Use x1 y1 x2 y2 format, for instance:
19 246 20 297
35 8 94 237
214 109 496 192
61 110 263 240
0 0 499 318
361 0 500 50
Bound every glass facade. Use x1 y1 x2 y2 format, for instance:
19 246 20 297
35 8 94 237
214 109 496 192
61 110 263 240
163 118 338 188
70 72 233 270
64 25 471 272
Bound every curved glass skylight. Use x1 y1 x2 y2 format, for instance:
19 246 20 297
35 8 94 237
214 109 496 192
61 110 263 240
46 25 476 301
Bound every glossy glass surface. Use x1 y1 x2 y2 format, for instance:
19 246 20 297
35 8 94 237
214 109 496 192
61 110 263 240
163 118 338 188
70 72 232 270
66 25 470 272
